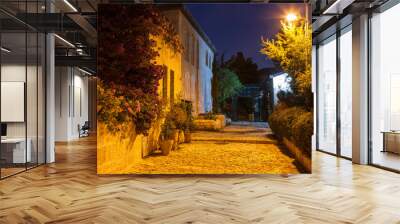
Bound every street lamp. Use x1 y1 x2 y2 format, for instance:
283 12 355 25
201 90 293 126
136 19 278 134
286 13 298 23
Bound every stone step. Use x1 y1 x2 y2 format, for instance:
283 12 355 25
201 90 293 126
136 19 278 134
191 138 277 144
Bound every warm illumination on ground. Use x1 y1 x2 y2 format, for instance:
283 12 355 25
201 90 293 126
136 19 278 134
121 141 299 174
98 124 301 174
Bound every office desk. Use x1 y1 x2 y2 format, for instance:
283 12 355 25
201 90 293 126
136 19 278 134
1 138 31 163
382 131 400 154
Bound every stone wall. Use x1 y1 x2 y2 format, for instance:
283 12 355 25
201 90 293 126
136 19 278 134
193 115 226 131
282 137 312 173
97 119 163 174
193 119 222 131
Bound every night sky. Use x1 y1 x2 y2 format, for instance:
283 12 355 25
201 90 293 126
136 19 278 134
186 3 307 69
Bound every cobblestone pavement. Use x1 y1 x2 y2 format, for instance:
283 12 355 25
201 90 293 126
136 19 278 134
192 123 275 144
126 123 300 174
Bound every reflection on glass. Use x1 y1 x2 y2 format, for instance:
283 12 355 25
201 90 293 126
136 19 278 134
340 28 352 158
1 31 27 177
0 1 47 179
371 3 400 171
27 31 38 169
38 32 46 165
318 36 337 154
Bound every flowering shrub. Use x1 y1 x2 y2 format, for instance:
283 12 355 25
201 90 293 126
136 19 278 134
97 81 134 133
97 5 182 135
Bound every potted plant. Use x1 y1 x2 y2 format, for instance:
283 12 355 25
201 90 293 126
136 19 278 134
184 110 194 143
180 101 194 143
171 102 188 148
160 116 175 156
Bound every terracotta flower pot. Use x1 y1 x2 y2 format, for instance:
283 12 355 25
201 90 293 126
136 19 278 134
184 131 192 143
160 139 173 156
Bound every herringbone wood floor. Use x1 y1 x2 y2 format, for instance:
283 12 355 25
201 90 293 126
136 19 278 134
1 136 400 223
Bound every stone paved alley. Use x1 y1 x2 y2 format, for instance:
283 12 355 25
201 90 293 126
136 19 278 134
126 123 301 174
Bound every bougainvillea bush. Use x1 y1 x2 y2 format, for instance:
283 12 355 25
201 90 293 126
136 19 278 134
97 5 181 135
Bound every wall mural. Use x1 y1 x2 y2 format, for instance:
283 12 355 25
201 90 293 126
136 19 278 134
97 4 312 174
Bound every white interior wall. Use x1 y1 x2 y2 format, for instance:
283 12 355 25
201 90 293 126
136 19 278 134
1 65 25 129
1 63 45 163
55 66 69 141
55 67 89 141
72 72 89 138
1 65 26 140
1 65 34 138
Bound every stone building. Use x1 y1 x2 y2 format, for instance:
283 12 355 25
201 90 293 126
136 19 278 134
161 5 216 115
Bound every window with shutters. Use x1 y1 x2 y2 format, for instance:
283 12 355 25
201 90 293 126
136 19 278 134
162 66 168 104
205 51 208 66
170 70 175 106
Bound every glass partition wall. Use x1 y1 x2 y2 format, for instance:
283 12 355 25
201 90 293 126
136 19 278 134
316 25 352 159
339 26 352 159
370 3 400 171
317 35 337 154
0 2 46 179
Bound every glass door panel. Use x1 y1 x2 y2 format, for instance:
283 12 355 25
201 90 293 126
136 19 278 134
1 31 28 177
339 27 352 158
370 4 400 171
27 30 38 169
38 32 46 165
317 35 337 154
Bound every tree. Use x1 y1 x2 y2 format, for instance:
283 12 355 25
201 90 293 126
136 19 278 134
260 17 312 110
212 67 243 113
225 52 262 84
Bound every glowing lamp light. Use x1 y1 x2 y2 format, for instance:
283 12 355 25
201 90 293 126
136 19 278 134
286 13 298 23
